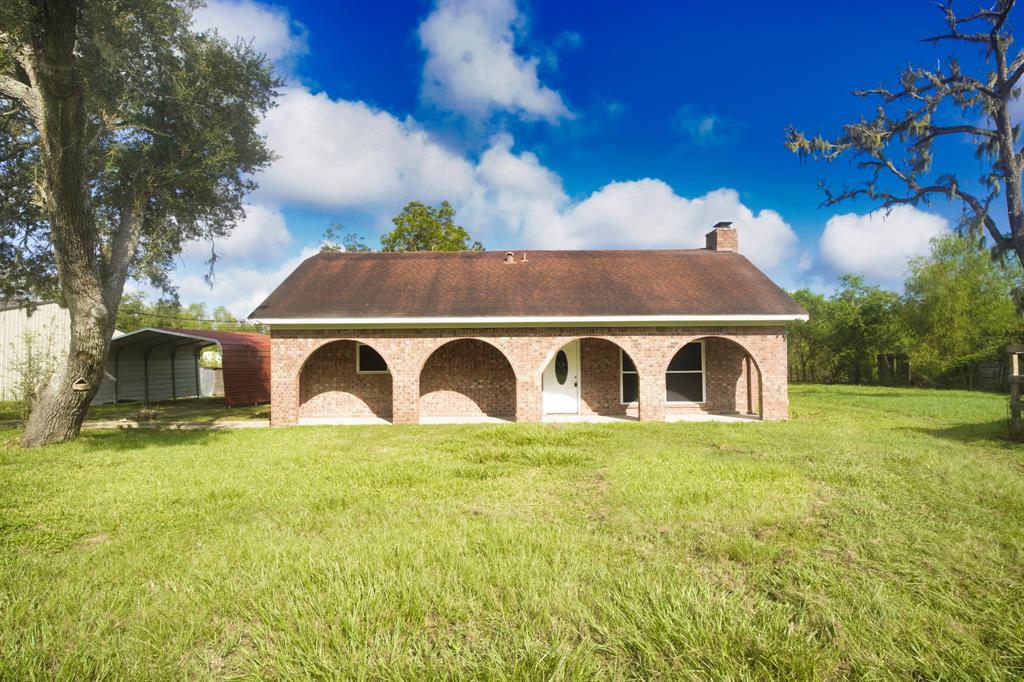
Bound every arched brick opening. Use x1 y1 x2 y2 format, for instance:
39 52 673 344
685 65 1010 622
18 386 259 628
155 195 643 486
419 338 516 419
664 336 763 419
298 339 393 421
538 337 641 418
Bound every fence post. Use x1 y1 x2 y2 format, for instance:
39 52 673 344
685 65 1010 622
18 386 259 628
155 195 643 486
1009 345 1024 441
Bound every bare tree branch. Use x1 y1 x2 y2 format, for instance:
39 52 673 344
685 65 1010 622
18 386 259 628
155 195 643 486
854 74 998 103
911 124 998 149
1003 53 1024 90
822 157 1012 250
921 31 992 44
786 0 1024 268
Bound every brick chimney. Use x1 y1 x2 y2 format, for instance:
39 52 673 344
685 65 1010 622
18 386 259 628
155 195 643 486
705 222 738 252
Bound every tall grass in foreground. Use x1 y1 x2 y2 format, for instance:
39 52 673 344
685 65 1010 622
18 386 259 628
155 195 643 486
1 385 1022 679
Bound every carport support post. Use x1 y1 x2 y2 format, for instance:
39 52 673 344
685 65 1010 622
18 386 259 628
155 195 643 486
143 347 151 404
194 349 201 398
1010 345 1024 440
113 347 121 403
170 347 178 400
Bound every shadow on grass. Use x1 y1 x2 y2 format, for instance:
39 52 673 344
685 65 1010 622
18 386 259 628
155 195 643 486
797 386 1001 400
75 427 237 452
85 397 271 423
910 419 1018 447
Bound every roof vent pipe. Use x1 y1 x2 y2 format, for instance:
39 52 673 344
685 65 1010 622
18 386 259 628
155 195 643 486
504 251 515 264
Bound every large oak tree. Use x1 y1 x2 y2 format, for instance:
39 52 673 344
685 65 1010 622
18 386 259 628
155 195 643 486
786 0 1024 271
0 0 278 446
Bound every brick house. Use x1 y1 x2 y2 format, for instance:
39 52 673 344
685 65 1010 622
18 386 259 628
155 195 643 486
250 224 807 426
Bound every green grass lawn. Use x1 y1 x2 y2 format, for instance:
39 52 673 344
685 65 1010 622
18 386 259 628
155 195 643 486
1 385 1022 679
0 396 270 424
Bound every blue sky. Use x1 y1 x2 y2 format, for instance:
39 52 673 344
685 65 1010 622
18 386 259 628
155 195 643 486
168 0 1010 315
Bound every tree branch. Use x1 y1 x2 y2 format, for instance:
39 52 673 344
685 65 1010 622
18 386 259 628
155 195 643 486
921 31 992 44
0 74 41 119
923 0 1014 44
102 199 145 308
911 124 998 150
854 74 998 103
823 174 1012 250
1003 53 1024 91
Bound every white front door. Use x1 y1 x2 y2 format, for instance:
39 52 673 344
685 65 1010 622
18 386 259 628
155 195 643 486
543 340 580 414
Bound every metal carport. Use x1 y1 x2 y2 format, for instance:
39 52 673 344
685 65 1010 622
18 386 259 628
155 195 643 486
92 327 271 407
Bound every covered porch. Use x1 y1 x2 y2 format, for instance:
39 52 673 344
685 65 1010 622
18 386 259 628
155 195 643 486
290 333 766 426
537 336 763 423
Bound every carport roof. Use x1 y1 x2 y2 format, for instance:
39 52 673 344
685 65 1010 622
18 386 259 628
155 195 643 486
109 327 219 351
110 327 268 350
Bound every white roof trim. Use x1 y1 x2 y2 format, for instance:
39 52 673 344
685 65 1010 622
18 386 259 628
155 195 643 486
250 314 809 329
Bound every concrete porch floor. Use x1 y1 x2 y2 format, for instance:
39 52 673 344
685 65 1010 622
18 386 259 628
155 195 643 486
665 413 760 423
544 413 760 423
419 415 513 425
296 413 761 426
542 414 638 423
298 416 392 426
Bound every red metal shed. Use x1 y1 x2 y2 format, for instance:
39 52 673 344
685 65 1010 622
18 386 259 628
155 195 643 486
162 328 271 406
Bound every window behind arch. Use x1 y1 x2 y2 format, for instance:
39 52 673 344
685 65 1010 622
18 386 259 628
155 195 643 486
666 342 704 403
356 343 388 373
620 350 638 404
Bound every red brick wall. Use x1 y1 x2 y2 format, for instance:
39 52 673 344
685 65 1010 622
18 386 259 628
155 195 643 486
298 340 392 419
579 338 634 417
702 337 757 415
419 339 516 417
270 326 790 425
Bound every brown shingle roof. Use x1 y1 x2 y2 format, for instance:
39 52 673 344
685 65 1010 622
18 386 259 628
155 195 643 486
249 249 806 320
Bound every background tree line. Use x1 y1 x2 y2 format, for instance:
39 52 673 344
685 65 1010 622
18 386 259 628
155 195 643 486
788 233 1023 389
115 294 265 335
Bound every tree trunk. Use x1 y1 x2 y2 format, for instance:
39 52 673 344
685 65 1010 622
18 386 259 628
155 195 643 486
20 299 113 446
992 40 1024 269
18 0 115 447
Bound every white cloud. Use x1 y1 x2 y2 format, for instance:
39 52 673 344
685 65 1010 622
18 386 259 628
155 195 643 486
820 205 949 283
175 120 799 314
460 134 569 245
255 117 799 272
184 203 292 263
459 135 798 270
174 246 320 318
672 104 742 146
418 0 571 122
565 184 796 269
193 0 308 66
256 87 475 209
